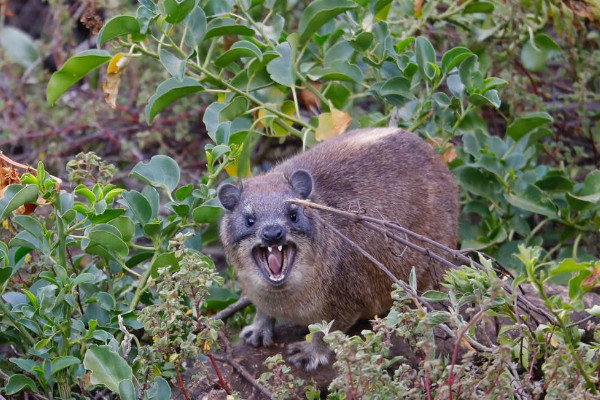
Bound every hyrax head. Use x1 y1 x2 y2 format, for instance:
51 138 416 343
218 170 315 287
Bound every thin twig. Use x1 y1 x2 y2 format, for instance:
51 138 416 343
288 199 557 325
308 210 492 352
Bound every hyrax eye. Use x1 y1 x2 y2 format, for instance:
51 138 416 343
289 210 298 222
246 216 255 226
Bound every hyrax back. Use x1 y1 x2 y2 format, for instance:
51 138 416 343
218 128 459 368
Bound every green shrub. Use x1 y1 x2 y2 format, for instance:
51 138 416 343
0 0 599 398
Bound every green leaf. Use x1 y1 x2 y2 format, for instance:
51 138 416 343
204 18 254 40
468 89 500 108
145 77 204 124
109 216 135 242
454 166 500 200
586 304 600 317
50 356 80 376
464 1 495 13
506 112 553 141
425 311 451 326
9 358 38 373
159 50 186 81
205 286 239 310
47 50 111 105
550 259 591 276
415 36 436 80
308 60 363 83
192 201 223 223
5 374 38 395
421 290 449 302
137 6 158 34
535 175 574 193
568 170 600 205
97 16 141 47
119 379 137 400
89 208 126 224
203 98 249 140
130 155 180 193
378 76 415 105
350 31 374 51
13 215 45 240
139 0 158 13
520 33 561 72
505 184 557 218
458 54 482 91
267 41 295 86
441 47 473 74
146 377 172 400
0 184 38 219
0 267 11 286
150 252 180 278
164 0 195 24
73 273 95 286
214 40 262 68
185 6 207 48
87 229 129 259
122 190 152 223
298 0 357 44
0 26 39 68
83 345 132 393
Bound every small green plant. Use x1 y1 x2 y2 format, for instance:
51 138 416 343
290 251 600 399
0 153 237 398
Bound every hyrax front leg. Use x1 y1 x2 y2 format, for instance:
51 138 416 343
287 331 331 371
241 310 275 347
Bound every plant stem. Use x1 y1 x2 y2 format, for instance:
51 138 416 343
128 250 159 312
528 263 598 393
131 43 311 138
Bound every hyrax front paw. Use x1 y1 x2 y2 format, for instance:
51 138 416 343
287 339 330 371
241 311 275 347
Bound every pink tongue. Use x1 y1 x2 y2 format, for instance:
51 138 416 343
268 253 282 275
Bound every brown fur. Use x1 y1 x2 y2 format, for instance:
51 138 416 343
219 128 459 363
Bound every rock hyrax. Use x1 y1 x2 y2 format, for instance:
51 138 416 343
218 128 459 370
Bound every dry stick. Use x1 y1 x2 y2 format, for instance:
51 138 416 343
213 331 274 399
289 199 557 325
0 151 37 173
211 354 273 399
309 211 493 353
212 296 251 321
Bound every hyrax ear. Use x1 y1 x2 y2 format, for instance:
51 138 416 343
217 183 241 211
289 170 313 199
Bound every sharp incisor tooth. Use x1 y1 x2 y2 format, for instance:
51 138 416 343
278 245 282 251
268 246 272 252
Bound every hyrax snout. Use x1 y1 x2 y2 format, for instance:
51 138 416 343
218 128 459 370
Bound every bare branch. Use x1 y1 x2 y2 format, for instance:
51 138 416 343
212 296 252 321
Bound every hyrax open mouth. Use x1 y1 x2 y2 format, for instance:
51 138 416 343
252 243 296 284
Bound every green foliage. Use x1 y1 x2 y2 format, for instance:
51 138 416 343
0 153 234 397
260 252 600 398
1 0 599 397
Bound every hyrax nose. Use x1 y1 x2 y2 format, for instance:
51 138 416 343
261 224 285 244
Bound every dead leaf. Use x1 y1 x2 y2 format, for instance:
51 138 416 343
426 137 457 163
299 82 322 116
103 53 130 109
315 108 351 141
0 154 61 216
0 165 37 215
414 0 425 17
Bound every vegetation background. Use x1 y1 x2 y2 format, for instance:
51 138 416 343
0 0 599 398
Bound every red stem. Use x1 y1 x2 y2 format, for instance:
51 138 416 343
208 353 233 395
